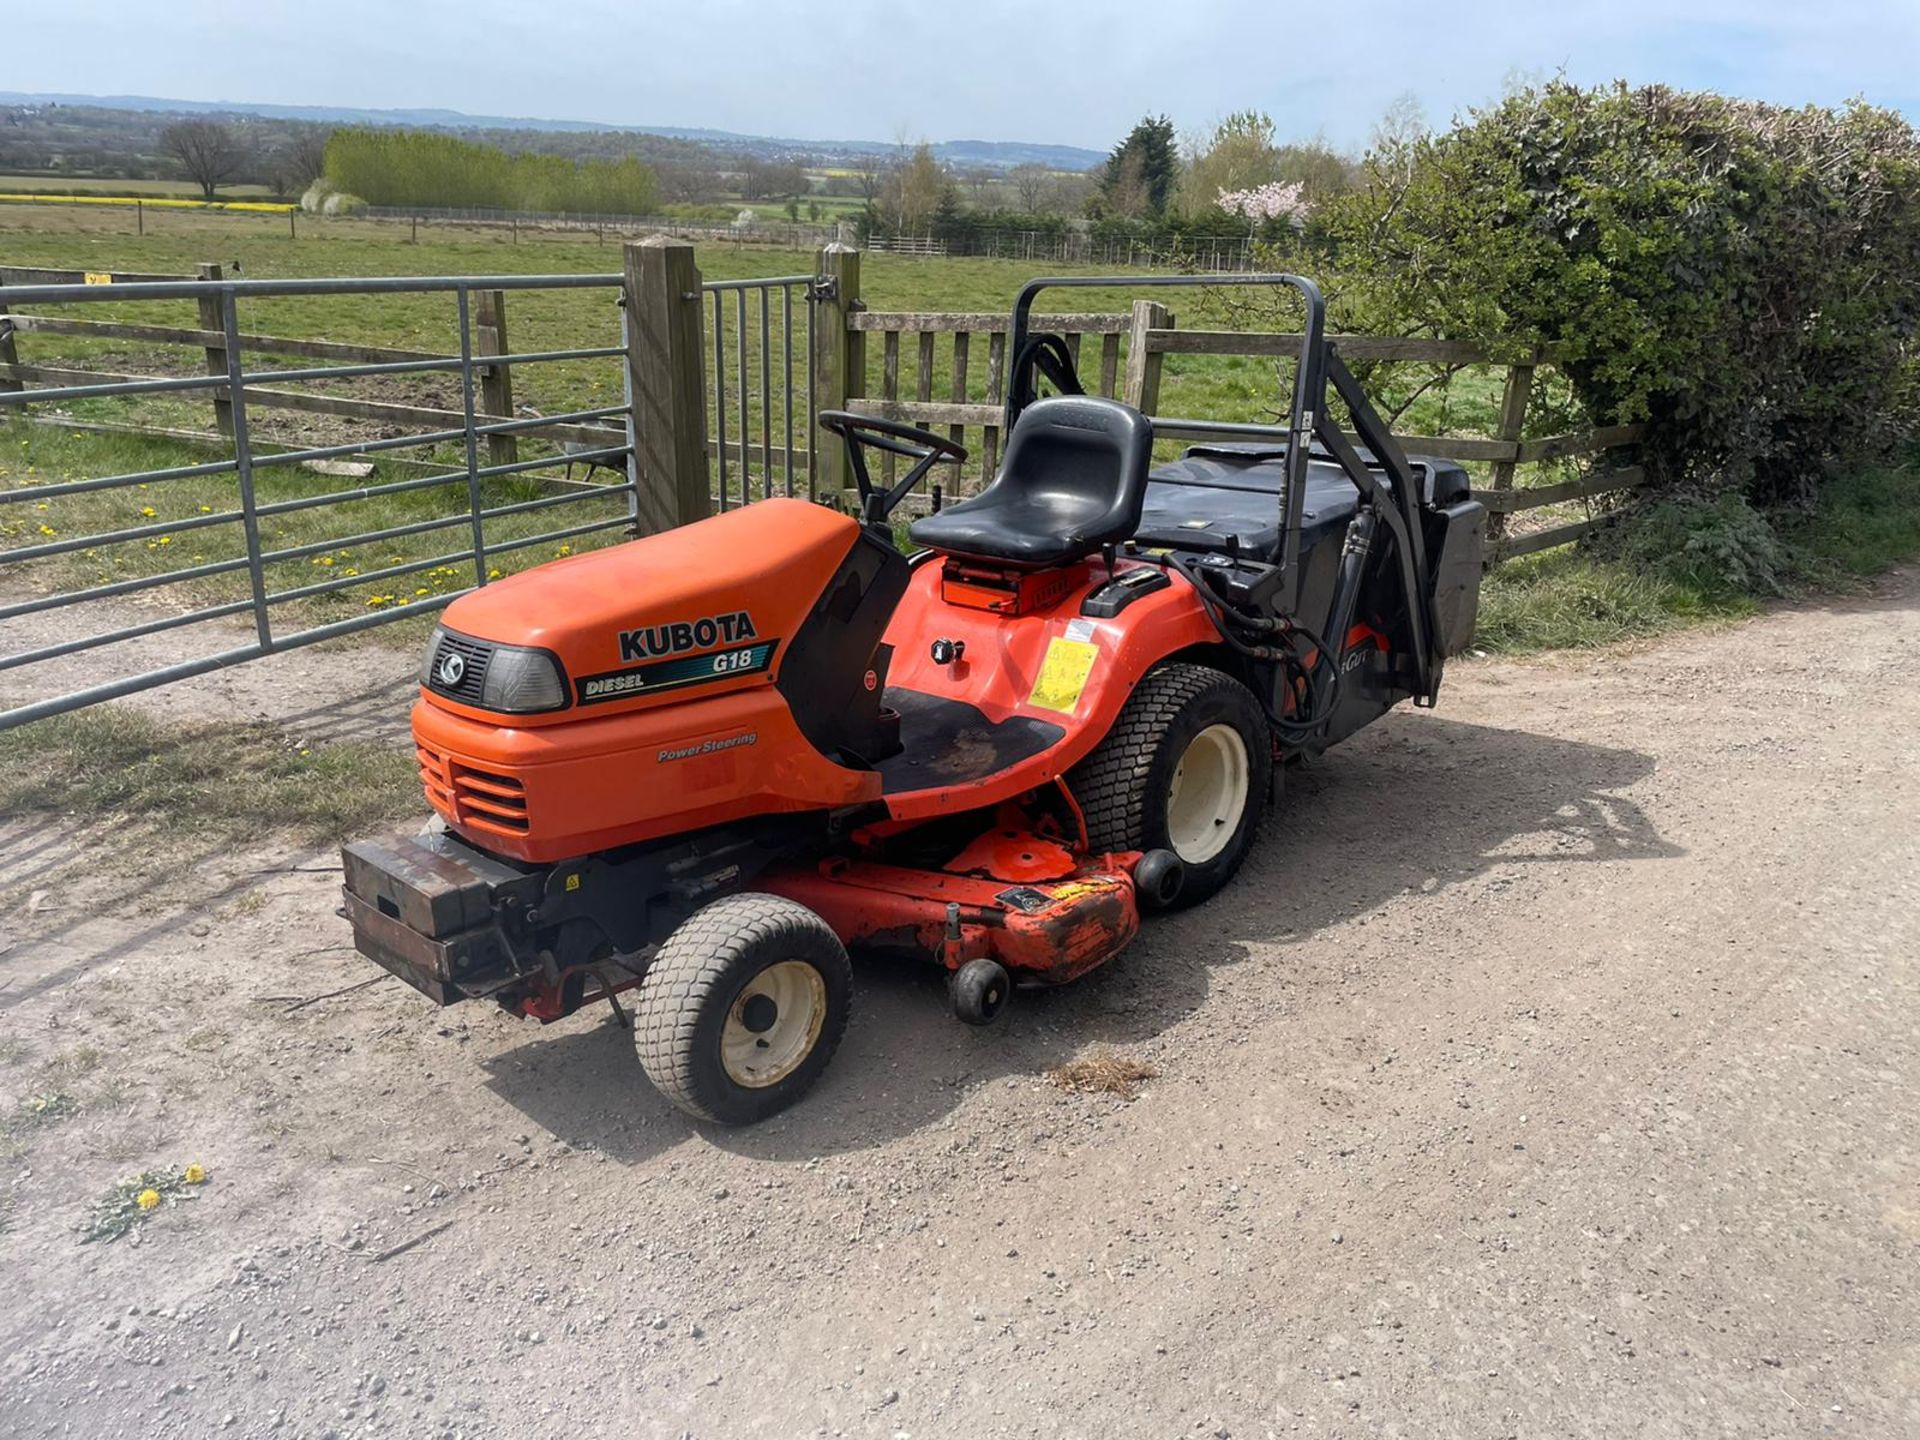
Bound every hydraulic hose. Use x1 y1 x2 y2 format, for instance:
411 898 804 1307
1165 552 1343 740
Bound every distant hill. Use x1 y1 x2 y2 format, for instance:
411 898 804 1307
0 92 1105 172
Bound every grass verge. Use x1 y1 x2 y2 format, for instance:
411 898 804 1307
0 708 418 843
1477 456 1920 654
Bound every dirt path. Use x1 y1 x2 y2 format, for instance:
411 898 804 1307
2 572 1916 1439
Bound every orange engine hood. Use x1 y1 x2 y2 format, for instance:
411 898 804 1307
431 498 859 722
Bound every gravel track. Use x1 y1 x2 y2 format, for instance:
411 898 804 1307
0 570 1915 1438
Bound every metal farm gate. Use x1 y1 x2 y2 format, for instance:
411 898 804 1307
0 257 819 730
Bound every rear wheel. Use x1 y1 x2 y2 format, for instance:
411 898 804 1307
634 893 852 1125
1067 663 1271 906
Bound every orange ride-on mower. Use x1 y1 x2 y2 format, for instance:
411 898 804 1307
339 274 1486 1124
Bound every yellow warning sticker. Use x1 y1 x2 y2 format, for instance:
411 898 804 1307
1027 638 1098 714
83 271 113 286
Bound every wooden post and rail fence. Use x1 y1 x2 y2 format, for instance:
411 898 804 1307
1 245 1649 562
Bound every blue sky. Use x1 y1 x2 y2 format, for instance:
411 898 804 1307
13 0 1918 151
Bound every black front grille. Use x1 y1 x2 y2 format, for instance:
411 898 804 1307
427 632 492 705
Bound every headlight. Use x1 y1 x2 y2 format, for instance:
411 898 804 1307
481 645 569 713
419 625 449 685
422 626 569 714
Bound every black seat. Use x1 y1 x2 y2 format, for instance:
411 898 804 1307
909 397 1153 569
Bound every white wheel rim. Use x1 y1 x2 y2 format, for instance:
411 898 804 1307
1165 723 1250 865
721 961 827 1089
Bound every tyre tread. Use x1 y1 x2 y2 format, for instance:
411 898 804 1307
633 893 851 1124
1070 663 1247 852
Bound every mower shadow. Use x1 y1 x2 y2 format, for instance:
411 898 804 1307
478 712 1680 1163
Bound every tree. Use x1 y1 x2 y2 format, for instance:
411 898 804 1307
1370 92 1429 187
1179 110 1279 215
930 184 967 246
1272 138 1360 201
162 119 246 201
1101 149 1150 219
1099 115 1178 217
261 126 332 200
740 155 808 200
880 142 946 233
1009 162 1051 213
853 151 884 205
286 127 332 188
654 156 721 204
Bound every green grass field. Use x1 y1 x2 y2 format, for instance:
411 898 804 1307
0 200 1497 442
13 199 1903 665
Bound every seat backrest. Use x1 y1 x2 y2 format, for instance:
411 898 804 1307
989 396 1154 542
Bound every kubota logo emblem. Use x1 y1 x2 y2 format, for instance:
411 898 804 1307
439 653 466 686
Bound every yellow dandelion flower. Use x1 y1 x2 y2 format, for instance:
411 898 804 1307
556 545 573 557
140 506 157 518
318 556 334 567
486 568 502 579
184 1163 206 1184
342 568 358 577
156 536 171 546
136 1188 161 1211
415 587 429 596
199 505 212 514
37 524 56 536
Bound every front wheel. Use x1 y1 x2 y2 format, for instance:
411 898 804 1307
634 893 852 1125
1067 663 1271 907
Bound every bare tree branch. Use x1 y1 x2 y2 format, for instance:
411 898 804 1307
162 119 247 202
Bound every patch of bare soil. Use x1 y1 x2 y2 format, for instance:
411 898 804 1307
0 571 1916 1438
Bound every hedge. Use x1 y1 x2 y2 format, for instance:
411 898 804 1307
1322 82 1920 506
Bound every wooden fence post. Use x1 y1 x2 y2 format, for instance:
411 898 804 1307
1123 299 1172 414
811 242 862 505
474 289 516 468
1484 359 1536 547
195 262 233 438
624 237 709 535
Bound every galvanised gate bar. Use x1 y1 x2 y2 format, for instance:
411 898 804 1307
0 249 821 730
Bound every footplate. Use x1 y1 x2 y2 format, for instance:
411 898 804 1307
340 831 543 1004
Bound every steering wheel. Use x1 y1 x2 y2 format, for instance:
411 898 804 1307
817 410 969 524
